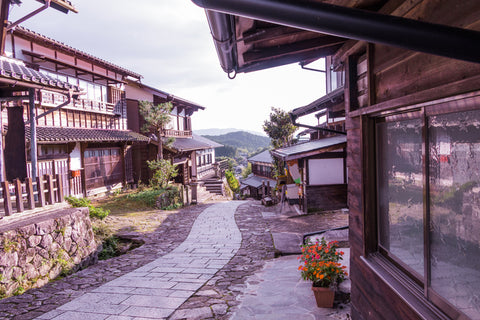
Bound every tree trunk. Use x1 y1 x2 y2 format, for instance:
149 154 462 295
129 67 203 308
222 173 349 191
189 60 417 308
157 131 163 160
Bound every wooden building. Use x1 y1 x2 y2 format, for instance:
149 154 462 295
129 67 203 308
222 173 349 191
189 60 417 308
194 0 480 319
2 26 150 197
241 149 276 199
272 136 347 212
125 81 220 193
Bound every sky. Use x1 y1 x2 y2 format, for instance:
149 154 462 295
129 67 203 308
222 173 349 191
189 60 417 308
9 0 326 135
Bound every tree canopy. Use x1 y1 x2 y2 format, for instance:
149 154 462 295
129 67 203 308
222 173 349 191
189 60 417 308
263 107 297 149
139 101 173 160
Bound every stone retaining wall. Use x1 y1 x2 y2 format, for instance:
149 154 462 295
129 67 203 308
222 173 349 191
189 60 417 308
0 208 98 298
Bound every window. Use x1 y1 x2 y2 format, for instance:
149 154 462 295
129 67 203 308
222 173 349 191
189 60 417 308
375 104 480 319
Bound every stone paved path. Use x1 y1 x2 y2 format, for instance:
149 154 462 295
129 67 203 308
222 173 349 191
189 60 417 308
35 201 244 320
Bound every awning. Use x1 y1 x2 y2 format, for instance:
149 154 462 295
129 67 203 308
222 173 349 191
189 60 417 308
290 87 344 121
24 126 150 143
272 135 346 161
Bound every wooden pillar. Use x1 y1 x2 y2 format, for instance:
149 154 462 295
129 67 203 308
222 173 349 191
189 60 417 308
29 88 37 183
25 177 35 209
2 181 12 216
36 176 45 207
56 174 64 203
45 174 54 204
14 178 24 212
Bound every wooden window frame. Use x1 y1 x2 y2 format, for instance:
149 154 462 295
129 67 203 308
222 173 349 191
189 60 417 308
364 91 480 320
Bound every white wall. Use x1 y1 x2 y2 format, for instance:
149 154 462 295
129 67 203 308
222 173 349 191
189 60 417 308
308 158 344 185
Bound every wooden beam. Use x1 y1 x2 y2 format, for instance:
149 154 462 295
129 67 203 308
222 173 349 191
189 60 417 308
243 35 346 64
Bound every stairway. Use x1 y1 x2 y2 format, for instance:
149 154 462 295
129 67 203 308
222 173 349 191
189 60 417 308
202 178 224 195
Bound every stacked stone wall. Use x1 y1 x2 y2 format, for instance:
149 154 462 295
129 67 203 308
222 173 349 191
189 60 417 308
0 208 98 298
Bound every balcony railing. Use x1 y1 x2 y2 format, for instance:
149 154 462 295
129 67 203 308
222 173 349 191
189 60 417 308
164 129 192 137
39 90 117 114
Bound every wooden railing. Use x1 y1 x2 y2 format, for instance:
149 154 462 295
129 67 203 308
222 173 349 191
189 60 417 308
39 90 117 114
0 174 64 218
163 129 192 137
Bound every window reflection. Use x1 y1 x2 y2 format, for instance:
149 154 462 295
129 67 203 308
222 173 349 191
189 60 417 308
429 109 480 319
377 119 424 277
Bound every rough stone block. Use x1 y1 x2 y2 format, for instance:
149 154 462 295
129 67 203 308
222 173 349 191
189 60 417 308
40 234 53 249
28 235 42 247
0 252 18 267
17 224 36 237
36 220 56 235
25 263 39 280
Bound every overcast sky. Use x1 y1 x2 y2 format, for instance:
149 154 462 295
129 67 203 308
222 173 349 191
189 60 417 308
9 0 325 134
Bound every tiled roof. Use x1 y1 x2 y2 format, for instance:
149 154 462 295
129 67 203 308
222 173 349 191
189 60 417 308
14 26 142 79
192 134 223 148
241 174 276 189
24 126 150 143
170 136 217 152
272 135 347 160
248 149 273 164
0 56 79 91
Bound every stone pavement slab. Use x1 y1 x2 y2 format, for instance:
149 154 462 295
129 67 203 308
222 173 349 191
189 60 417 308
35 201 244 320
231 255 351 320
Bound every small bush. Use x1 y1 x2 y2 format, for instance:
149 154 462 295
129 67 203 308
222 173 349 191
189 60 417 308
98 236 119 260
65 196 110 220
126 189 163 207
225 170 240 193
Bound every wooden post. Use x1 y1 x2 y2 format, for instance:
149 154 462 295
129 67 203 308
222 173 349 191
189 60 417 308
2 181 12 216
25 177 35 209
45 174 54 204
262 180 266 199
29 88 38 183
56 174 64 203
267 181 271 198
36 176 45 207
14 178 24 212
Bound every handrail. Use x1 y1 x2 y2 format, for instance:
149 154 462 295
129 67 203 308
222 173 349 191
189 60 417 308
302 225 349 245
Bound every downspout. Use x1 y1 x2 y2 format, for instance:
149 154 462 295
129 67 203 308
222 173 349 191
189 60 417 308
204 10 237 78
192 0 480 63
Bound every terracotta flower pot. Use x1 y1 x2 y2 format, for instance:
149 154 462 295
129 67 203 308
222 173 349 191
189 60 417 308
312 286 335 308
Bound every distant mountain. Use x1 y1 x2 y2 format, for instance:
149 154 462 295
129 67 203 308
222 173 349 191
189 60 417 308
202 131 270 158
195 128 266 137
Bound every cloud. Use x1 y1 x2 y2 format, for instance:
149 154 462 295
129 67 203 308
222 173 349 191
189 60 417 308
9 0 327 133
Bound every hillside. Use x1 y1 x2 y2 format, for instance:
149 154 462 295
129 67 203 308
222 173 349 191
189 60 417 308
202 131 270 158
195 128 266 137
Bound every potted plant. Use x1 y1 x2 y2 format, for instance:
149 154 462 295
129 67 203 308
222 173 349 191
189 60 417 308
298 237 348 308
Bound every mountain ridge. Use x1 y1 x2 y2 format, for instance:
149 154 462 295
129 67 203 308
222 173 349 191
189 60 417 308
194 128 266 137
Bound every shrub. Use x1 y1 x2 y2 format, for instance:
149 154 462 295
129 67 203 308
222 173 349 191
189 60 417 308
65 196 110 220
147 159 178 189
126 187 182 210
225 170 240 193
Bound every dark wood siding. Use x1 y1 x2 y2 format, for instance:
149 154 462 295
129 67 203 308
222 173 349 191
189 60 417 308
305 184 347 211
340 1 480 319
84 148 123 191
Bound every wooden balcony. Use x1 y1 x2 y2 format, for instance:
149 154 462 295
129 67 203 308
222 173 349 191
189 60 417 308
163 129 192 137
38 90 118 115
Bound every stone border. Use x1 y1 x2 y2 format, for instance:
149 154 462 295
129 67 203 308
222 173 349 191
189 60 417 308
0 203 212 319
170 201 276 320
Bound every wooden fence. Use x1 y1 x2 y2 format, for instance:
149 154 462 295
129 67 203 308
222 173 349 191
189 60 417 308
0 174 64 218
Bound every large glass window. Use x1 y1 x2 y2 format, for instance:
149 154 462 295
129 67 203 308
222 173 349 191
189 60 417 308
376 107 480 319
377 118 424 277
